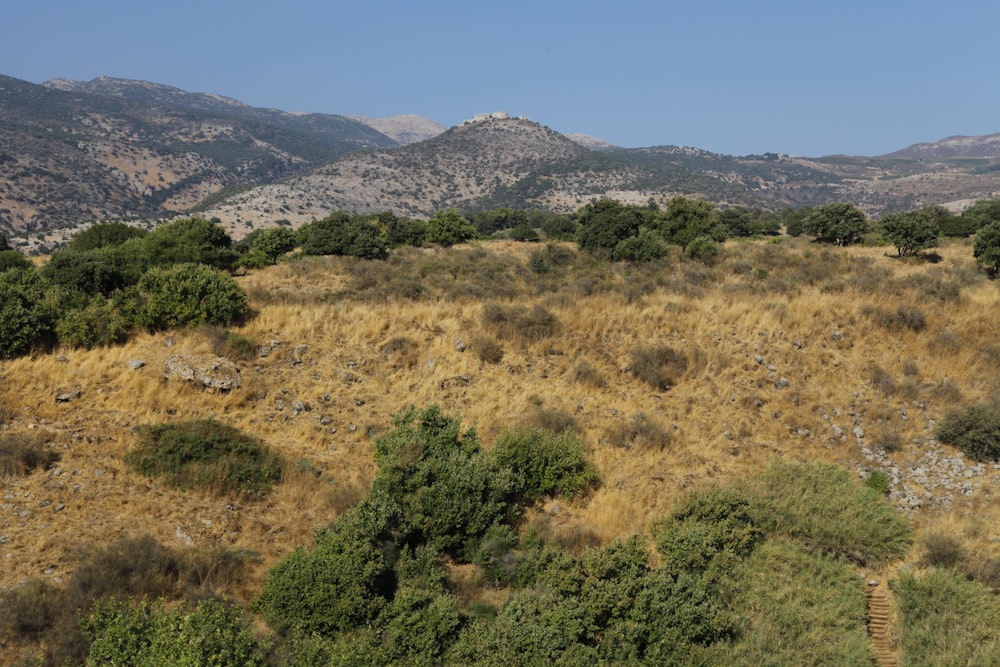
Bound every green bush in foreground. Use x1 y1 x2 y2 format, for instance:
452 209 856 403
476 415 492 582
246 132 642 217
894 567 1000 666
491 425 598 502
127 419 283 497
741 461 912 567
83 598 269 667
138 263 248 329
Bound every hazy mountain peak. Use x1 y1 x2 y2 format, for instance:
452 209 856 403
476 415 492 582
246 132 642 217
347 114 446 145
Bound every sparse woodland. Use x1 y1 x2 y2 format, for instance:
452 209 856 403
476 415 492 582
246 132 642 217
3 199 1000 664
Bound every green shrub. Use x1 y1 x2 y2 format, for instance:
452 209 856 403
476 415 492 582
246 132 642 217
937 401 1000 461
652 488 763 576
685 235 721 265
864 470 891 495
894 567 1000 666
56 296 134 348
256 523 394 636
83 597 269 667
611 229 668 263
426 209 477 247
802 202 870 246
629 344 688 390
142 217 239 270
0 248 32 272
127 419 283 497
0 268 56 358
491 426 598 502
576 199 644 254
67 221 148 251
299 212 389 259
138 263 248 329
0 432 59 476
741 461 912 567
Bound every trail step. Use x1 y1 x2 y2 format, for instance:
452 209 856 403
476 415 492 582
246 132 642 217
867 586 897 667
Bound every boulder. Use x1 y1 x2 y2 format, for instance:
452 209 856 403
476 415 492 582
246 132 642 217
163 354 241 391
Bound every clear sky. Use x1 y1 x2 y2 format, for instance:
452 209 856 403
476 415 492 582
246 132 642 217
4 0 998 157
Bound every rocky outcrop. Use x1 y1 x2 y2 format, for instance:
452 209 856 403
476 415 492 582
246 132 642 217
163 355 241 391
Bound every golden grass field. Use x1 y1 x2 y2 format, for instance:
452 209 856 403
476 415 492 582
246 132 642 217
2 236 999 625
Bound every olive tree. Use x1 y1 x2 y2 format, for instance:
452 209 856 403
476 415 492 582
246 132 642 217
878 209 939 257
974 220 1000 276
802 203 869 246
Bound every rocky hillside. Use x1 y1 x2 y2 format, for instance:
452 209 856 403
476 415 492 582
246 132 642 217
0 75 395 237
347 114 447 145
882 132 1000 159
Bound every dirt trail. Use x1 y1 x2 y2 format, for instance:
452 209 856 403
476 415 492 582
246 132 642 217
867 578 897 667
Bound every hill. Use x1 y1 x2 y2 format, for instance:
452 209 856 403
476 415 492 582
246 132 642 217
3 237 1000 664
0 75 395 238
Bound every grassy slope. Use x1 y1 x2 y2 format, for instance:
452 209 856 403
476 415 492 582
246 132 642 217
2 237 1000 662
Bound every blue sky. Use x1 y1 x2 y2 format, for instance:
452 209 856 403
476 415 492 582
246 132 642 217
4 1 998 156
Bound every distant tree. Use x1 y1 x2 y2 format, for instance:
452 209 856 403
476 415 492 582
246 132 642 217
237 227 298 268
719 207 753 238
378 212 427 248
652 197 726 249
575 199 644 254
67 221 147 252
0 232 10 251
426 209 477 247
781 206 814 237
957 199 1000 237
974 221 1000 276
299 212 389 259
612 228 668 263
142 218 238 270
802 203 869 245
509 223 540 242
41 243 144 296
878 209 940 256
539 213 579 241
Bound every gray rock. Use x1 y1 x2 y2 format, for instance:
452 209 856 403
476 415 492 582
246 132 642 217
163 355 241 391
456 340 467 352
55 390 82 402
127 359 145 370
775 377 790 388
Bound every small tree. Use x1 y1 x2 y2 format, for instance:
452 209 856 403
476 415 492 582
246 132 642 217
426 209 477 247
802 202 869 246
879 209 939 257
575 199 644 254
67 221 147 252
652 196 726 250
0 232 11 251
974 221 1000 276
138 263 247 328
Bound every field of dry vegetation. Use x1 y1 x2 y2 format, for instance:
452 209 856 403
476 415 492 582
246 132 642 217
3 236 1000 663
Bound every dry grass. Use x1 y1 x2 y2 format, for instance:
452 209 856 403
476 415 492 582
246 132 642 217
2 238 999 643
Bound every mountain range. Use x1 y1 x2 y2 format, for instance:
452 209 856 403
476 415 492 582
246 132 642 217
3 74 1000 244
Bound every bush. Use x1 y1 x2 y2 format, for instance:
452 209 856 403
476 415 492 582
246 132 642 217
83 598 269 667
426 209 477 247
142 217 239 270
127 419 284 497
652 488 763 576
879 209 940 256
56 295 134 348
471 334 504 364
921 530 965 569
864 470 891 495
603 412 672 450
802 202 869 246
0 268 56 358
937 401 1000 461
0 248 32 272
741 461 912 567
138 263 248 329
684 235 721 265
67 221 147 251
652 196 726 250
973 220 1000 276
0 432 59 476
256 524 394 636
491 426 598 502
299 212 389 259
611 229 668 263
576 199 645 254
0 578 62 641
481 302 559 342
862 304 926 332
629 344 688 390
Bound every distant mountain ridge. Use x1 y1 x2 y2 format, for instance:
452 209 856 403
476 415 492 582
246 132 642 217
4 73 1000 245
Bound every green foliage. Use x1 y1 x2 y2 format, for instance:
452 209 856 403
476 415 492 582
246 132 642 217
491 426 598 502
706 539 875 666
629 344 688 390
127 419 283 497
802 202 869 245
138 263 248 329
937 400 1000 461
864 470 891 495
237 226 297 268
541 214 579 241
509 222 540 242
67 221 147 251
0 248 32 272
379 211 427 247
611 228 668 263
0 231 9 251
958 198 1000 234
42 243 146 296
371 405 519 558
684 235 721 264
575 199 644 254
780 205 814 237
652 196 726 249
894 567 1000 666
973 220 1000 275
83 598 269 667
719 206 753 237
299 212 389 259
426 209 478 247
878 209 940 256
652 488 763 576
256 524 394 636
142 217 239 270
741 461 912 567
0 267 56 358
56 294 134 348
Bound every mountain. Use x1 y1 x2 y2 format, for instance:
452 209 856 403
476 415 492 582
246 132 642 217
0 75 396 237
882 132 1000 159
348 114 447 145
5 74 1000 245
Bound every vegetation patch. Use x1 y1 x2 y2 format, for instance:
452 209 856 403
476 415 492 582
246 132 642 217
127 419 283 497
0 432 58 476
629 344 689 390
740 461 912 567
937 400 1000 461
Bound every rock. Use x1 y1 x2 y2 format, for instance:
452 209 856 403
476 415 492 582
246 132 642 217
127 359 145 370
55 390 82 402
753 354 763 364
163 355 241 391
775 377 790 388
456 340 467 352
853 426 865 439
56 355 69 363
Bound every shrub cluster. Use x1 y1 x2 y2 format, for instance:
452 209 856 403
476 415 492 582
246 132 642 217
937 400 1000 461
629 344 688 390
0 432 59 476
126 419 284 497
